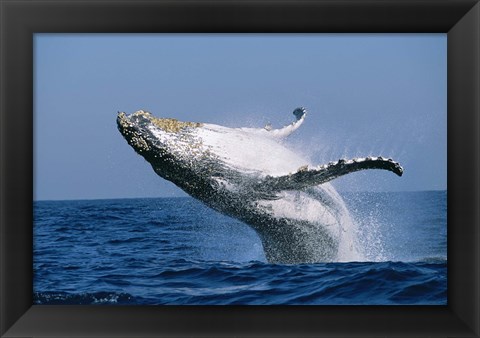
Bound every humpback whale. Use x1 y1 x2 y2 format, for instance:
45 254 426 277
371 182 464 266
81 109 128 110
117 108 403 264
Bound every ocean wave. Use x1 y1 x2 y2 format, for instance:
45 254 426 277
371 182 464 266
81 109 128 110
33 291 137 305
415 256 447 264
35 260 446 305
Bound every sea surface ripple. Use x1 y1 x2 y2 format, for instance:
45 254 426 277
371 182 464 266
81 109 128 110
34 191 447 305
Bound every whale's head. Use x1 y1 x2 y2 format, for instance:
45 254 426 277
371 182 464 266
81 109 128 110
117 110 205 178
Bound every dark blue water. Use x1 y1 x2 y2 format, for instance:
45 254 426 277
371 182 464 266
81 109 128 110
33 191 447 305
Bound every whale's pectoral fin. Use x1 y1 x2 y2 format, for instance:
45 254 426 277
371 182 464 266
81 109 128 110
266 107 307 138
261 157 403 192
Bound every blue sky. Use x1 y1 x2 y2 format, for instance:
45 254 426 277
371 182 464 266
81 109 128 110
34 34 446 201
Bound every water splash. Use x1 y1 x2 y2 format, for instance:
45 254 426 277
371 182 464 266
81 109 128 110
347 195 388 262
195 120 400 263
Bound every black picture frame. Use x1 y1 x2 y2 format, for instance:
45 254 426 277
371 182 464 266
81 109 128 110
1 0 479 337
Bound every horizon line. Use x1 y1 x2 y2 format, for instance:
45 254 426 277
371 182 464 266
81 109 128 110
33 189 447 203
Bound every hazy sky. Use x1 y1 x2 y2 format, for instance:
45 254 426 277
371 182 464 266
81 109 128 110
34 34 446 201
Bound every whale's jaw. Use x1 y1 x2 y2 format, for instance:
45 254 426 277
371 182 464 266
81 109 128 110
116 110 184 183
117 110 222 200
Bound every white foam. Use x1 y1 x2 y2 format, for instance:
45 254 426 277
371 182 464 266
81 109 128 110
195 124 307 176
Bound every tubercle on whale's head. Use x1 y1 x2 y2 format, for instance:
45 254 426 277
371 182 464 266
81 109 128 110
117 110 172 158
117 111 152 154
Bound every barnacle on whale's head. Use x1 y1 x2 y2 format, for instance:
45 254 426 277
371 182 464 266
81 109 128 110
150 116 202 133
123 110 202 133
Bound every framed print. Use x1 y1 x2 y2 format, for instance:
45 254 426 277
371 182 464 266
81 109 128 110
32 33 446 305
1 0 479 337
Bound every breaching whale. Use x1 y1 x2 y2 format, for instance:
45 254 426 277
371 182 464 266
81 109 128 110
117 108 403 264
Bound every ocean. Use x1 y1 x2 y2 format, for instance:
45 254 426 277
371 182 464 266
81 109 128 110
33 190 447 305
